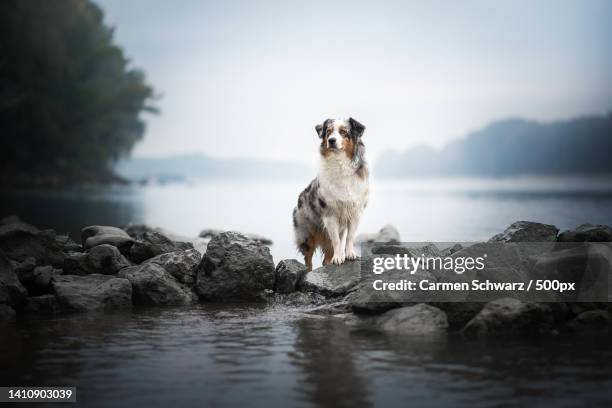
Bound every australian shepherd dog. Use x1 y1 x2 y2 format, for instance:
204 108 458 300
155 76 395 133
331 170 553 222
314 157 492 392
293 117 369 271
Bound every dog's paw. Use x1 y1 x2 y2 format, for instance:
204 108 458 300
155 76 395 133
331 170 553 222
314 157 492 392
330 254 345 265
345 249 359 260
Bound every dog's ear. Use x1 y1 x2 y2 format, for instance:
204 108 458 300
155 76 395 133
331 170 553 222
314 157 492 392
349 117 365 139
315 119 331 138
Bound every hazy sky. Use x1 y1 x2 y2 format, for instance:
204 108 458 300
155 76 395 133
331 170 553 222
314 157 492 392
98 0 612 166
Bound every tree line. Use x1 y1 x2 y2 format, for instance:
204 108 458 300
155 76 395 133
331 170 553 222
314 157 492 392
0 0 156 186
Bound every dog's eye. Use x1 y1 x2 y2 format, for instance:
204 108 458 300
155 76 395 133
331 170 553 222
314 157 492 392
339 129 348 136
326 128 332 135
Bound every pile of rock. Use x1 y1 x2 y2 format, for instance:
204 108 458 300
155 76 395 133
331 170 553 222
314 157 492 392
2 217 611 340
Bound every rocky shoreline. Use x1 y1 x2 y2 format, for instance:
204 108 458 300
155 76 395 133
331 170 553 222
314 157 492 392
1 216 611 339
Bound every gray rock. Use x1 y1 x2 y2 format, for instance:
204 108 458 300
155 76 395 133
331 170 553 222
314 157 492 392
63 244 130 275
81 225 134 253
198 229 273 245
275 259 307 294
55 234 82 252
558 224 612 242
129 231 178 263
429 302 484 330
196 232 275 301
462 298 554 338
51 274 132 313
144 249 201 286
568 310 612 332
299 260 362 297
356 224 400 244
376 304 448 335
24 294 62 315
119 263 195 305
18 265 62 296
0 221 65 267
0 251 28 309
440 243 464 257
305 300 352 315
272 291 328 307
489 221 559 242
0 304 16 323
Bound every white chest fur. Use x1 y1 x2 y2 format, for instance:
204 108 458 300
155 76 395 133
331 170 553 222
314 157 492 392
317 155 369 222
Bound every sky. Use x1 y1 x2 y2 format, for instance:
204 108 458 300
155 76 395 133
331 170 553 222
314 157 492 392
97 0 612 166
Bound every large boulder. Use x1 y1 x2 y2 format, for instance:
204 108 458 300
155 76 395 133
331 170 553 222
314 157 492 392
462 298 554 338
558 224 612 242
0 251 28 309
81 225 134 253
144 249 201 286
376 304 448 335
274 259 307 294
63 244 130 275
489 221 559 242
299 260 362 297
119 263 195 305
196 232 275 301
51 274 132 313
356 224 400 244
0 220 66 267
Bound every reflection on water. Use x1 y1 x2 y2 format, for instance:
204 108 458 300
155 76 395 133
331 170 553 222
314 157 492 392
2 305 612 408
1 176 612 264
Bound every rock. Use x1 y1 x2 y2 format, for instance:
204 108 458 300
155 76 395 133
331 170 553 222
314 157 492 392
196 232 275 301
124 223 158 238
51 274 132 313
0 251 28 309
0 215 22 225
275 259 307 294
558 224 612 242
12 256 37 278
305 300 352 315
441 243 464 257
568 310 612 332
429 302 485 330
489 221 559 242
462 298 554 338
0 222 65 267
272 291 328 307
63 244 130 275
0 304 16 323
198 229 273 245
18 265 62 296
24 294 62 315
81 225 134 253
129 231 183 263
119 263 195 305
144 249 201 286
55 234 82 252
376 304 448 335
299 260 362 297
356 224 400 244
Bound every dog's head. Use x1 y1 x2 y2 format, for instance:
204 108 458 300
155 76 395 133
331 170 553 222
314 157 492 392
316 117 365 159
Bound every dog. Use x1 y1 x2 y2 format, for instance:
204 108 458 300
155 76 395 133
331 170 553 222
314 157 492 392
293 117 369 271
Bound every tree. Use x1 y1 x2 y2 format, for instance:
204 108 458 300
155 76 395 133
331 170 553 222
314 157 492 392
0 0 156 186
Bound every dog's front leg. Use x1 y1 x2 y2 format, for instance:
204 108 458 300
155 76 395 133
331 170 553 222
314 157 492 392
345 216 360 260
323 216 345 265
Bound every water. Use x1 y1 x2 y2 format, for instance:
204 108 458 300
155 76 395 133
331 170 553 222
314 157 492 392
2 176 612 407
2 305 612 407
2 176 612 266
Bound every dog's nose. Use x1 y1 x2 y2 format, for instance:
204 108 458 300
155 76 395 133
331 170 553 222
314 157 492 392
328 137 337 146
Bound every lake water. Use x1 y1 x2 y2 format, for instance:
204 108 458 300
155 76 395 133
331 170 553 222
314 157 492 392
2 305 612 407
2 176 612 407
2 176 612 266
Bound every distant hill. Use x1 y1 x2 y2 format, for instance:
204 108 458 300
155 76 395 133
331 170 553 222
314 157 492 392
115 154 312 181
376 113 612 178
